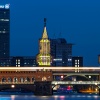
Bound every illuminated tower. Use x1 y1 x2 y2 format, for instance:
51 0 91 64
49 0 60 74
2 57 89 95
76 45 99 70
36 18 52 66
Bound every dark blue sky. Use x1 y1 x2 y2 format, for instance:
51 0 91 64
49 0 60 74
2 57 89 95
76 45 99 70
1 0 100 66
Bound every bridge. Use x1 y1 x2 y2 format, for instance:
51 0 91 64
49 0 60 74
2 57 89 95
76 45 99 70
1 67 100 80
0 81 99 85
0 67 100 95
0 67 100 83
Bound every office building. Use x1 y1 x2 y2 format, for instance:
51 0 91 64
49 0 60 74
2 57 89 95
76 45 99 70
0 4 10 58
0 58 11 67
72 56 83 67
11 56 37 67
50 38 73 66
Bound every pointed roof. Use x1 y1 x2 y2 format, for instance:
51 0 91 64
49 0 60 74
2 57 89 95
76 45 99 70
42 26 48 39
42 18 48 39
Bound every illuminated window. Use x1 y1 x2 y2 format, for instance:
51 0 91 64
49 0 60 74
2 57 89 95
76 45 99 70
75 65 77 67
18 65 20 67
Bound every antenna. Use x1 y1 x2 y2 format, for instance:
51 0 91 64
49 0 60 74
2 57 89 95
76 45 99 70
44 18 46 27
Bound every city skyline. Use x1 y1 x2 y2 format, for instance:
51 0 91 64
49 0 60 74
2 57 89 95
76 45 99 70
0 0 100 66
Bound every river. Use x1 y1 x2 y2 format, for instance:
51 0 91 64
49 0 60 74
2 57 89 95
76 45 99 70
0 93 100 100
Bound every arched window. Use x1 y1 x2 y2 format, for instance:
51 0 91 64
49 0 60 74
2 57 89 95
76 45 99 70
8 77 12 82
2 77 6 82
13 77 18 82
20 77 24 83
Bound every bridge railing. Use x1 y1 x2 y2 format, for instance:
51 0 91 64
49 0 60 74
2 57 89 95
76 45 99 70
52 81 100 85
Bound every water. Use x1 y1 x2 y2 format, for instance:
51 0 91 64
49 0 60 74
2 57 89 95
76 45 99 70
0 94 100 100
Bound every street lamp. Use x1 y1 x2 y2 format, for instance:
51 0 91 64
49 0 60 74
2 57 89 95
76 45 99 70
61 75 64 79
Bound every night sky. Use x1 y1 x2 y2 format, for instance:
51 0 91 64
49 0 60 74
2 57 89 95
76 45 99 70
1 0 100 66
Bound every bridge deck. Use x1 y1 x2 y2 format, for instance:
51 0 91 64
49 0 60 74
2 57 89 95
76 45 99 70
0 67 100 72
0 81 99 85
52 81 100 85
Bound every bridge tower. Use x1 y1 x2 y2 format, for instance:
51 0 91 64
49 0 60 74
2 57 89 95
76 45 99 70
36 18 52 66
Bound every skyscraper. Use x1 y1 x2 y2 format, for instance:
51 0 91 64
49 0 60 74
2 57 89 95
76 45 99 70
50 38 73 66
0 4 10 58
36 18 52 66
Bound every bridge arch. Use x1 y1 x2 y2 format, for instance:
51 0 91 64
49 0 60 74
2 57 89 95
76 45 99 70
62 75 90 81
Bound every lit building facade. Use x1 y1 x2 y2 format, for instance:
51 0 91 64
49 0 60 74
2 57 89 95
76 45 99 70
36 18 52 66
0 4 10 58
11 56 37 67
50 38 73 66
0 56 37 67
72 56 83 72
72 56 83 67
0 58 11 67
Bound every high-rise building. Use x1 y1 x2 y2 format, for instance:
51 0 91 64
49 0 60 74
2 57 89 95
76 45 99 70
50 38 73 66
36 18 52 66
0 4 10 58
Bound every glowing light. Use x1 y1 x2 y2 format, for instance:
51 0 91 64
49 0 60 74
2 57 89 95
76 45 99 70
95 83 97 85
95 88 98 91
5 4 10 9
89 76 91 78
11 85 15 88
0 67 100 71
0 4 10 9
61 75 63 79
67 86 71 90
59 96 65 99
55 82 57 85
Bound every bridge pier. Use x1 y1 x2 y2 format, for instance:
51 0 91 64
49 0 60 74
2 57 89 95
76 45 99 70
99 74 100 81
34 81 52 96
99 88 100 95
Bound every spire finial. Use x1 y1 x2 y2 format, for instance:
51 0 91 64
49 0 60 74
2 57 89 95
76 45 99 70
44 18 46 27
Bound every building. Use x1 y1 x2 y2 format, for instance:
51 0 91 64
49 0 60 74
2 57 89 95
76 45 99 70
11 57 24 67
98 55 100 65
36 18 52 66
72 56 83 67
0 58 11 67
0 56 37 67
50 38 73 66
11 56 37 67
0 4 10 58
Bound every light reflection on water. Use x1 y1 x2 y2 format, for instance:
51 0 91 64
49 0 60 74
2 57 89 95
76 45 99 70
0 94 100 100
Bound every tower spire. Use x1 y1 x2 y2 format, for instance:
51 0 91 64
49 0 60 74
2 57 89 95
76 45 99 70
42 18 48 39
44 18 46 27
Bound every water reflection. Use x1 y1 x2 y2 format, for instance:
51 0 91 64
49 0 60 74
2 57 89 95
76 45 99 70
0 94 100 100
